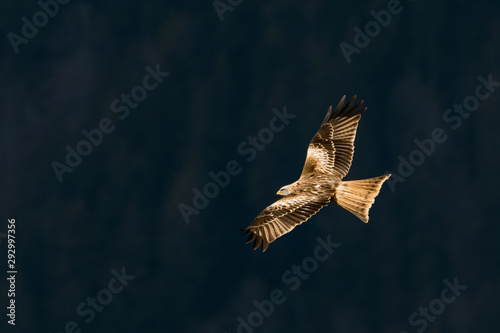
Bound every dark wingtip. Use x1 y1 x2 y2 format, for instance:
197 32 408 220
321 105 333 125
245 232 256 244
253 236 262 250
330 95 367 119
337 95 347 110
243 227 271 252
262 239 269 252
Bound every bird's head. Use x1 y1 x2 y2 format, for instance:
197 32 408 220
276 184 292 196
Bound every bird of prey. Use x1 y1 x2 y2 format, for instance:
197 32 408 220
243 95 391 251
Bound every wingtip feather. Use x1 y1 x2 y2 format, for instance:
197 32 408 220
326 95 367 121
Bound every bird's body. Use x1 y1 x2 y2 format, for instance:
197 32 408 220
243 95 391 251
278 174 340 197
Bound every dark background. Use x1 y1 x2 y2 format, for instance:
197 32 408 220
1 0 500 332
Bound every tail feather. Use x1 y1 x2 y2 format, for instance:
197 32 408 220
333 174 391 223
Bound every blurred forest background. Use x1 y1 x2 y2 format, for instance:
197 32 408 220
1 0 500 332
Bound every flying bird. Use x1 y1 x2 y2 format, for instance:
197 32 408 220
243 95 391 251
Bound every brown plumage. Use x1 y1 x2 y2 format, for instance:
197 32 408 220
243 95 391 251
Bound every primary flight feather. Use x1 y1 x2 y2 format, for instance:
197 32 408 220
243 95 391 251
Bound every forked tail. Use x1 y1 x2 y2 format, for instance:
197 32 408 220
333 174 391 223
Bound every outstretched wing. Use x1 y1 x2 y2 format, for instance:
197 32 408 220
301 95 367 179
243 195 331 251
